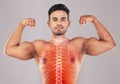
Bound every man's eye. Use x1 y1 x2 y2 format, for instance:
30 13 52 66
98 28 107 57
62 19 66 21
53 19 57 21
61 18 67 21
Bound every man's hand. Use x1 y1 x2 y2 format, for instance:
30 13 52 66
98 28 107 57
79 15 96 25
21 18 36 27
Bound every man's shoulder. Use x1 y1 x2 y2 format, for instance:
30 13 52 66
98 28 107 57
32 39 49 46
32 39 45 42
67 37 86 47
70 37 86 43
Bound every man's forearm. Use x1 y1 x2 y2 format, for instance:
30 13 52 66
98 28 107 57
93 18 115 43
7 23 25 47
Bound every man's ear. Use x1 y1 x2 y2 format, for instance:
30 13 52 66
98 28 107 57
68 20 71 27
47 21 50 28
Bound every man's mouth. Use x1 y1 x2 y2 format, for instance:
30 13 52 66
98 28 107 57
55 26 64 30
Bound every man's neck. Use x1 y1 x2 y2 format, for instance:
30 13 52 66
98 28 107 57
51 35 68 45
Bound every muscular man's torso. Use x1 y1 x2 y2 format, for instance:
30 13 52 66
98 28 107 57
34 39 84 84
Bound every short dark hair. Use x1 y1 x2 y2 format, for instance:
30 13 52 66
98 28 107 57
48 3 70 20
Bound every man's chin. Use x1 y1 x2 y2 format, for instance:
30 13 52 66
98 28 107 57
55 33 63 36
53 31 66 36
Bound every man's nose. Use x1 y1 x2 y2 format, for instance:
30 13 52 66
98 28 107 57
57 20 62 25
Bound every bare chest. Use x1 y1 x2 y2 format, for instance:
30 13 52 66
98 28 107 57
35 43 84 83
39 44 81 65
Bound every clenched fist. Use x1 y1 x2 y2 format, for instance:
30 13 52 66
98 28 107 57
21 18 36 27
79 15 96 25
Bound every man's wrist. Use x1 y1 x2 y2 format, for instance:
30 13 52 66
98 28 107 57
92 17 99 24
18 22 25 28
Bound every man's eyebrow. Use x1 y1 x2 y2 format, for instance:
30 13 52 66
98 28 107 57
61 17 67 19
51 17 67 20
52 17 57 19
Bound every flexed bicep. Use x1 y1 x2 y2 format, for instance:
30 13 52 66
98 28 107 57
83 37 114 56
80 15 116 56
5 41 35 60
4 18 37 60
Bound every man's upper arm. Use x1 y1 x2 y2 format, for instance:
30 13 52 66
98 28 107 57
83 37 115 56
5 41 35 60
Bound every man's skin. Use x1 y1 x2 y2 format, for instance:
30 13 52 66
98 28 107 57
4 10 116 84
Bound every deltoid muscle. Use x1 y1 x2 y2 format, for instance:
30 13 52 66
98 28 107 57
39 44 79 84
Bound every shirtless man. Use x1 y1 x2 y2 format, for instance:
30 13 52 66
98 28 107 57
4 3 116 84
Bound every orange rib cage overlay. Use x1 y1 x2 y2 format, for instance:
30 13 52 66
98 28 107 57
38 43 81 84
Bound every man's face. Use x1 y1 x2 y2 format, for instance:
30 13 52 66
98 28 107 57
48 10 70 36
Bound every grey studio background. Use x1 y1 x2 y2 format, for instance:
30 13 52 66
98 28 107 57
0 0 120 84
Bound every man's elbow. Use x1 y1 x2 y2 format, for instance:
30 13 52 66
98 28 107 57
4 47 12 56
4 48 16 59
108 41 116 50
